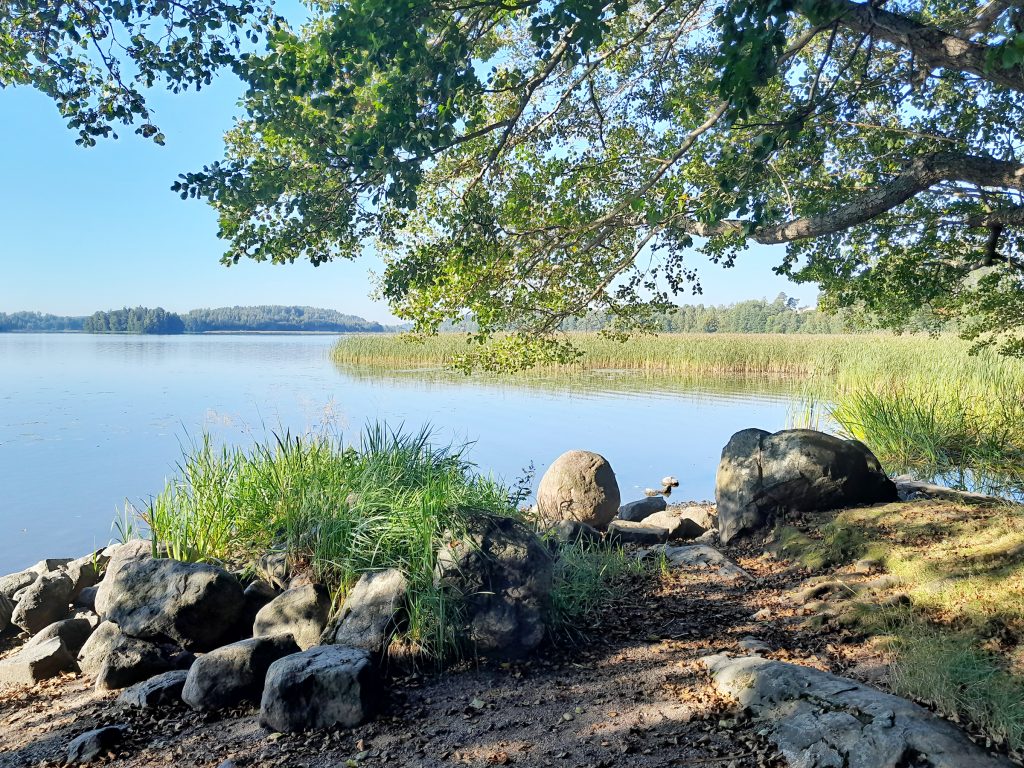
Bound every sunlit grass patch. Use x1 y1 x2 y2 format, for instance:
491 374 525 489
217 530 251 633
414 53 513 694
790 500 1024 752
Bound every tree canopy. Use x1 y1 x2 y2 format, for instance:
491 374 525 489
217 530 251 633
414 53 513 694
6 0 1024 368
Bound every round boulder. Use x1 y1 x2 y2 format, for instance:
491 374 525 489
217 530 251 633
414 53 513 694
536 450 620 529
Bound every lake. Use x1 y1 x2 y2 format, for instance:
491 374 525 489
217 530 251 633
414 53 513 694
0 333 801 573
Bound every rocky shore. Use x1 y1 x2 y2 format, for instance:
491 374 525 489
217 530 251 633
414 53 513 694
0 427 1017 768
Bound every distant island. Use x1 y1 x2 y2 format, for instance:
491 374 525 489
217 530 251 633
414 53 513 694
0 305 395 335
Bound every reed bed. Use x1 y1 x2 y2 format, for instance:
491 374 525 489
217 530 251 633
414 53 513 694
333 333 1024 495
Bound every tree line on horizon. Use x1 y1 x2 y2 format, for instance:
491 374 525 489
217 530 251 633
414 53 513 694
0 306 391 334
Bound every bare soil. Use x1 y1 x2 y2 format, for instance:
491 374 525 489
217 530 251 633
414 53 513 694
0 536 1008 768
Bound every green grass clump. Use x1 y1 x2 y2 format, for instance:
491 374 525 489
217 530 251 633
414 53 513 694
138 425 518 659
132 424 651 660
546 542 650 640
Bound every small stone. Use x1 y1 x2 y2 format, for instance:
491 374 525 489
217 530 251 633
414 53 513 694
548 520 603 548
118 670 189 709
607 519 670 546
617 496 668 523
66 725 127 764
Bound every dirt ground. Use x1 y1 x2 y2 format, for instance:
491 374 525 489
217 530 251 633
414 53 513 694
0 538 1009 768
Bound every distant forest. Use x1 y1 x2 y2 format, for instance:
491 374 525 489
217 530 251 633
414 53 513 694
1 296 931 336
0 306 391 334
559 294 854 334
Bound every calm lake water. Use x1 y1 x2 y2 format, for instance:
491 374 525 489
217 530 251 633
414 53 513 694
0 333 801 573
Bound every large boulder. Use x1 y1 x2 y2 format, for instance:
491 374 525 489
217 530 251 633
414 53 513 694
322 569 407 654
703 653 1012 767
99 557 244 651
93 540 157 617
95 634 191 691
253 584 330 651
79 621 191 690
0 637 78 687
715 428 898 544
536 450 620 529
77 621 122 678
260 646 377 733
181 634 300 711
436 515 553 659
11 571 74 634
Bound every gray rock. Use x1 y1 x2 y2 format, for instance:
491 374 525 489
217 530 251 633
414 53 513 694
65 551 109 600
95 633 192 691
182 634 300 711
0 592 12 633
30 558 73 575
662 544 752 581
0 568 37 600
322 569 407 654
536 450 620 529
436 515 553 659
26 617 94 656
253 583 330 651
643 509 706 540
66 725 127 764
0 637 78 687
549 519 603 547
260 645 377 732
715 428 898 544
117 669 189 708
11 571 74 634
702 653 1012 767
99 556 244 651
74 585 99 612
607 519 670 546
239 580 278 639
892 475 999 504
79 622 191 691
94 540 156 617
617 496 667 523
256 552 291 591
77 621 122 677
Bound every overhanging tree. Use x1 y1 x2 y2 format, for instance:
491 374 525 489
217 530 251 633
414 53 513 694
6 0 1024 367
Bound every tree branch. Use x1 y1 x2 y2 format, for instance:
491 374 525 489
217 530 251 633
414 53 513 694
683 152 1024 243
808 0 1024 92
957 0 1019 37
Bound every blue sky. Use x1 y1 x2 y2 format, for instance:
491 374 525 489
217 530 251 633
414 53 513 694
0 45 819 322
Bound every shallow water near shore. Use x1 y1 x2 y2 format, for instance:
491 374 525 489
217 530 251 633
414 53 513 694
0 333 809 572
